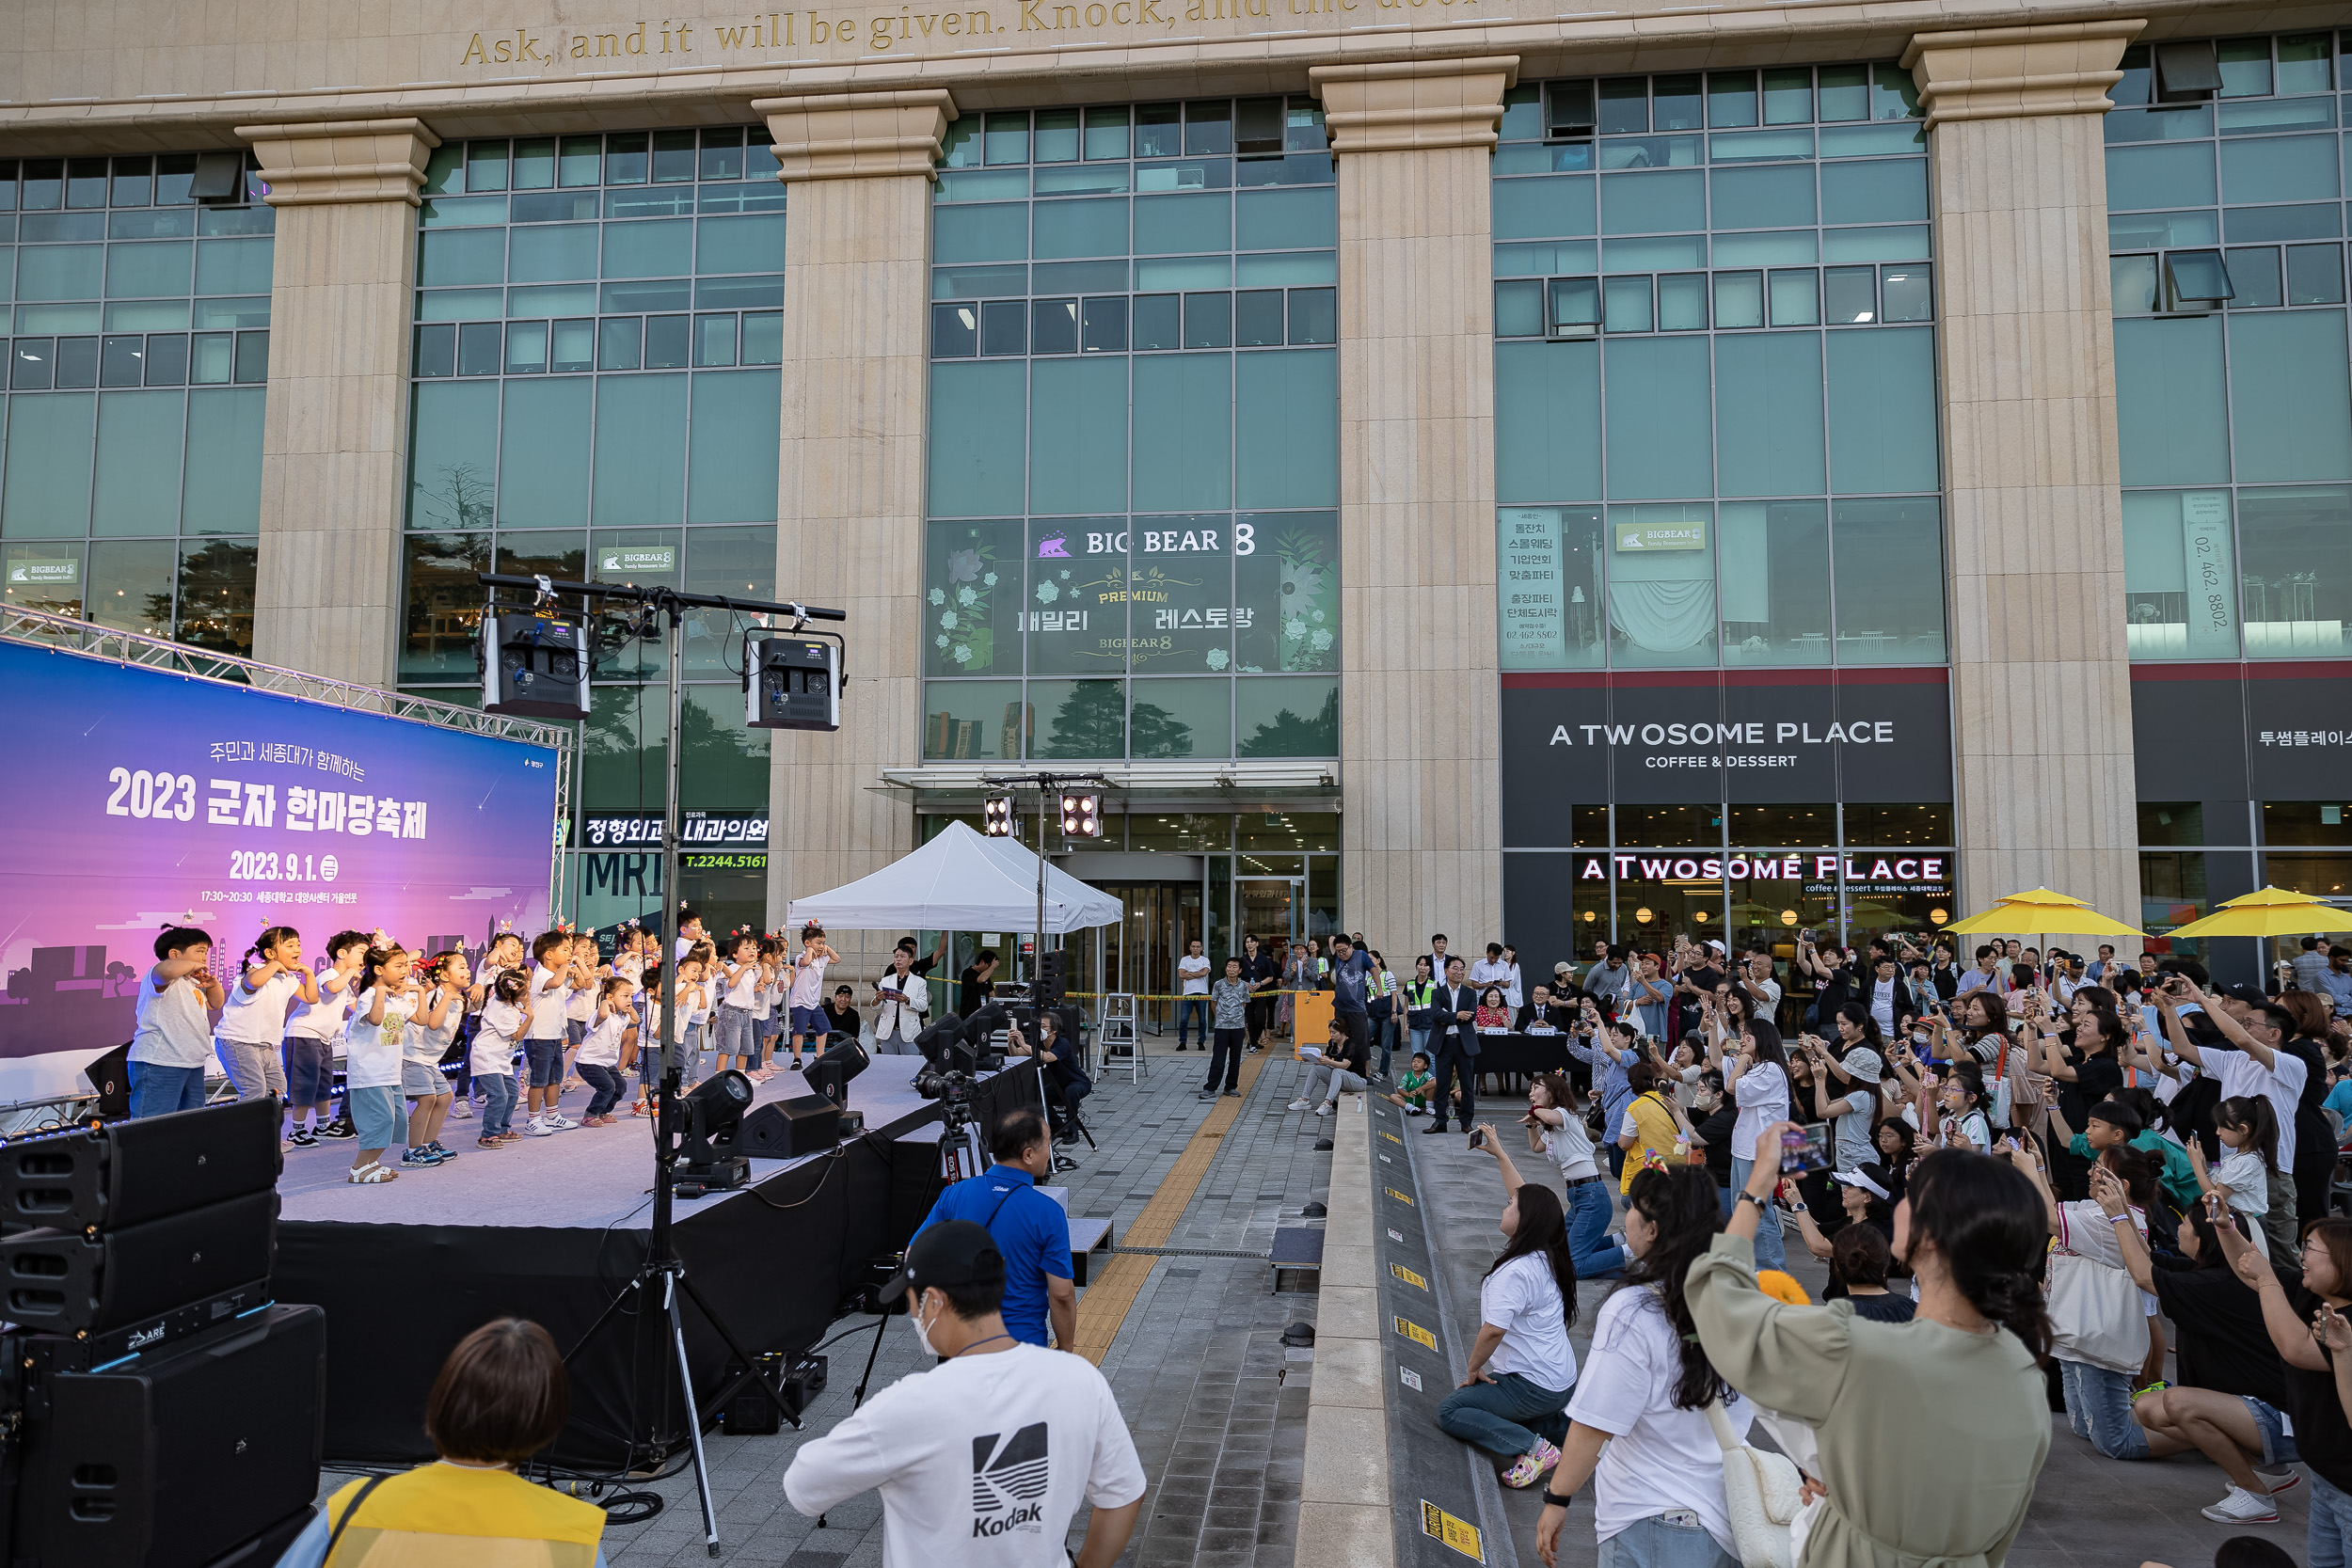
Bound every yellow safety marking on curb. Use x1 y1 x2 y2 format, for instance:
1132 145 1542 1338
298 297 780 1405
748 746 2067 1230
1384 1187 1413 1206
1422 1501 1485 1560
1393 1316 1437 1351
1069 1053 1263 1364
1390 1262 1426 1291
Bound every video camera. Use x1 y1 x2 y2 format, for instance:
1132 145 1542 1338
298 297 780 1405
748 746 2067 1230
912 1017 983 1129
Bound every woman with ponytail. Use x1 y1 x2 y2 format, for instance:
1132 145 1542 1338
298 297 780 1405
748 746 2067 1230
1534 1164 1750 1568
1682 1129 2052 1568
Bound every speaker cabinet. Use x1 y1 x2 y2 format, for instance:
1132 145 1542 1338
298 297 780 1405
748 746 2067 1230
746 633 839 732
0 1189 278 1337
482 612 590 721
12 1303 325 1568
739 1095 840 1159
0 1096 279 1233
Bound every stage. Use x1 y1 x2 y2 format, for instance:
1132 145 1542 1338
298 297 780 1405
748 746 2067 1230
273 1056 1041 1466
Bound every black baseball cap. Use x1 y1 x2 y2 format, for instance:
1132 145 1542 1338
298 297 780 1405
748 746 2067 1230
881 1220 1004 1302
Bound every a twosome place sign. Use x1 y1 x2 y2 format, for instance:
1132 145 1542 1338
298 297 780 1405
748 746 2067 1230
1584 852 1947 885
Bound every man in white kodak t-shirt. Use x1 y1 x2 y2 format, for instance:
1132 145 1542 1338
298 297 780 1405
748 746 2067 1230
784 1221 1143 1568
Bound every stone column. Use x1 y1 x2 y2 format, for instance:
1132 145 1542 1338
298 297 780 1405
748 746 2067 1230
236 119 439 689
1901 23 2143 933
753 90 955 930
1311 58 1515 949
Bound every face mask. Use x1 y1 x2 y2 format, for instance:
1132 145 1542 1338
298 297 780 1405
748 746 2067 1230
909 1295 938 1358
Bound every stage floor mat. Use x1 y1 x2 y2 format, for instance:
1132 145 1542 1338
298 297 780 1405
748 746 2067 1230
276 1056 953 1229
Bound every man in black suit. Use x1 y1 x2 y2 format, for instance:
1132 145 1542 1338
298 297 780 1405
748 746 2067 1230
1425 955 1481 1134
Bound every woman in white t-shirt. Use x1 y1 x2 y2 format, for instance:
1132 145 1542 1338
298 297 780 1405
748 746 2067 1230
1511 1070 1630 1281
1708 1006 1792 1271
1535 1164 1751 1568
1437 1150 1581 1490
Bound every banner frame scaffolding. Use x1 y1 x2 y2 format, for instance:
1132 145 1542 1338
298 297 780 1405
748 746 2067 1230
0 606 576 945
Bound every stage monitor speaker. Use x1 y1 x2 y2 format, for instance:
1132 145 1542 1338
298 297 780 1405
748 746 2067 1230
0 1095 279 1233
83 1043 132 1121
1036 949 1070 1008
482 611 590 721
738 1096 840 1159
11 1302 325 1568
745 633 840 732
0 1188 277 1337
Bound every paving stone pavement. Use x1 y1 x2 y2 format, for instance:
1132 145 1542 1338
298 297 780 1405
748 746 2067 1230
313 1040 1342 1568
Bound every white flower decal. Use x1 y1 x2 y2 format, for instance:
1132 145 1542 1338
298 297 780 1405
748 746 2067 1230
935 634 949 648
957 586 977 607
1310 628 1333 652
982 572 999 587
928 587 946 606
1037 581 1060 604
939 610 959 630
1205 648 1230 671
953 644 972 663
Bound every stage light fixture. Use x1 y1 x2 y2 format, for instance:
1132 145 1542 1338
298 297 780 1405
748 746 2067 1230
1058 791 1102 837
983 795 1016 836
804 1037 869 1110
481 610 590 720
677 1069 756 1190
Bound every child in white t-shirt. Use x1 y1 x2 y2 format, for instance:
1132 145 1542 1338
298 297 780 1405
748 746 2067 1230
521 932 576 1136
471 970 529 1147
284 929 368 1146
560 933 601 1092
343 943 421 1184
710 932 764 1079
399 951 468 1168
577 976 638 1127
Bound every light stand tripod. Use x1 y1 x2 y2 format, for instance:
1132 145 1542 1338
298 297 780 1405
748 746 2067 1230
980 769 1106 1169
480 572 843 1557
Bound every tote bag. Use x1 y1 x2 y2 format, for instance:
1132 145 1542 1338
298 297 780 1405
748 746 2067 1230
2046 1251 2148 1373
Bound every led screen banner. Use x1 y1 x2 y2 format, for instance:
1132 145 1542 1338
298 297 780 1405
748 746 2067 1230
0 639 561 1098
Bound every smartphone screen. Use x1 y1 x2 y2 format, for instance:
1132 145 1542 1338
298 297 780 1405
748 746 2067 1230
1780 1122 1832 1174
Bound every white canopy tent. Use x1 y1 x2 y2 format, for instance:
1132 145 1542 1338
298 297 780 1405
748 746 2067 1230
785 820 1121 934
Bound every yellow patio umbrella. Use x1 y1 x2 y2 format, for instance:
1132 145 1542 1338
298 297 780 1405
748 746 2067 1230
1945 888 2146 938
2161 887 2352 940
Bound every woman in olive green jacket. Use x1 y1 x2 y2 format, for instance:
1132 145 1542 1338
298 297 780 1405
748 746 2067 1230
1686 1126 2054 1568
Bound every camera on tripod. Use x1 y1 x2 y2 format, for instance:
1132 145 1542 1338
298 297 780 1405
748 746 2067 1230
916 1068 979 1129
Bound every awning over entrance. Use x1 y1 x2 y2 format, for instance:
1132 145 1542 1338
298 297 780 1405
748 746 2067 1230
786 820 1122 933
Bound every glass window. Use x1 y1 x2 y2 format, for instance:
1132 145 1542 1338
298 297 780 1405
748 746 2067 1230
1605 504 1714 667
2229 309 2352 481
1236 676 1337 757
2114 316 2231 484
1720 501 1830 663
1602 337 1711 498
1498 506 1606 670
2138 802 2208 846
2238 484 2352 656
2122 489 2241 657
1831 499 1946 662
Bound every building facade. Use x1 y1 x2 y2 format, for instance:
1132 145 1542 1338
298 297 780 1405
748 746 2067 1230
4 3 2348 990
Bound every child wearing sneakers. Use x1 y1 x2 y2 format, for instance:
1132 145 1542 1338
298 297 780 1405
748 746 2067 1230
400 951 467 1167
521 931 574 1137
471 969 529 1147
577 976 637 1126
284 929 368 1147
787 926 835 1069
748 936 784 1080
456 930 524 1123
343 942 420 1183
679 942 717 1088
216 926 310 1118
710 931 763 1078
561 932 600 1092
1386 1053 1436 1116
636 958 706 1115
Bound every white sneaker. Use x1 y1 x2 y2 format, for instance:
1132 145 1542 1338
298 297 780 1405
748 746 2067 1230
1287 1100 1313 1111
2201 1487 2280 1525
1316 1103 1333 1117
2256 1469 2301 1497
448 1101 472 1120
546 1113 577 1130
523 1118 555 1138
1405 1105 1427 1116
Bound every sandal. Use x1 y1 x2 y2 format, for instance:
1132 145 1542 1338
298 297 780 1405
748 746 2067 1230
345 1162 399 1184
477 1136 505 1150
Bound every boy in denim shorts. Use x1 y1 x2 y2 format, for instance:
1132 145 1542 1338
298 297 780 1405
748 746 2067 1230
522 931 575 1136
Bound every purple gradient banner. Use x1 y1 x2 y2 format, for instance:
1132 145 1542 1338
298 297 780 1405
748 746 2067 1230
0 639 559 1073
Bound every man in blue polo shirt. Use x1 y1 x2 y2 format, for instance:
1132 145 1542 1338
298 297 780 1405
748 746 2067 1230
914 1106 1076 1349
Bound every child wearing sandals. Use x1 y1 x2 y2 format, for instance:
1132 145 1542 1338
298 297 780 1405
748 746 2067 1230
748 936 786 1080
577 976 637 1127
344 942 421 1184
471 970 529 1148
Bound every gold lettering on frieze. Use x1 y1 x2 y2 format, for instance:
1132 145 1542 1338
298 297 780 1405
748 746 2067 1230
453 0 1467 65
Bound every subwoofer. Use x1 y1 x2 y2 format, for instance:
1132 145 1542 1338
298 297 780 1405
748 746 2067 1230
739 1095 841 1159
0 1189 278 1337
0 1095 279 1233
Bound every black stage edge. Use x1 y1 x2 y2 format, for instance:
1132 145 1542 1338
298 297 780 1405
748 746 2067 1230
277 1067 1039 1467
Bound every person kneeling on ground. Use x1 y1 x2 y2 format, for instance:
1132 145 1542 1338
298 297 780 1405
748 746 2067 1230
784 1221 1146 1566
1289 1016 1369 1117
1438 1142 1579 1489
275 1318 609 1566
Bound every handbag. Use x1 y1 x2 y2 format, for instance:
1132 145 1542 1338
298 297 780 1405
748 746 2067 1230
2046 1249 2149 1373
1706 1395 1805 1568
